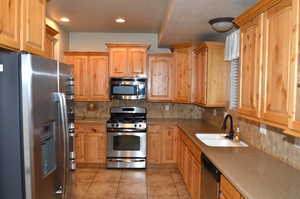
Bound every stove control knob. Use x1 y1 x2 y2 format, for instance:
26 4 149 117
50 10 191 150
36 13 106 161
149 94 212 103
134 124 137 128
116 124 119 127
139 124 142 127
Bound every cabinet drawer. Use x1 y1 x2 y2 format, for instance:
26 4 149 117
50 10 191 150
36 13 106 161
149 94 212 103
75 124 106 133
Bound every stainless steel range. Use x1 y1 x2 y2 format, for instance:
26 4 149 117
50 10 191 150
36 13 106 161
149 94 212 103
107 107 147 169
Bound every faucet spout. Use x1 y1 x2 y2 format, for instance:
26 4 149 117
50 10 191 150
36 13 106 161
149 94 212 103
221 114 234 140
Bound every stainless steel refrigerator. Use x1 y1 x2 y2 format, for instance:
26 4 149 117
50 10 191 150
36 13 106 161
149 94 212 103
0 52 75 199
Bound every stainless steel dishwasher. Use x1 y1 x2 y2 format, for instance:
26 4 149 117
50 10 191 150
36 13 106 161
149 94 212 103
201 154 221 199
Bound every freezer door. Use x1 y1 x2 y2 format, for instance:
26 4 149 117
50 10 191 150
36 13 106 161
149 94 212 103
21 54 63 199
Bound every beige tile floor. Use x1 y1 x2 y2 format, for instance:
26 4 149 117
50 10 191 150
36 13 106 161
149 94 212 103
70 168 191 199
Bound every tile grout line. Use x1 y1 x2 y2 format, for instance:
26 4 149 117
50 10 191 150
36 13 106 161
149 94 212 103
115 169 123 199
170 169 182 199
82 170 99 199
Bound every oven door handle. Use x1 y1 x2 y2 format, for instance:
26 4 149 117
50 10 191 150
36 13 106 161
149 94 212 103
108 132 146 136
108 159 145 163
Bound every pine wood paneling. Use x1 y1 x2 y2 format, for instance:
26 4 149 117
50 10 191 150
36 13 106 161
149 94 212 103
73 56 90 101
128 48 147 76
109 47 128 77
0 0 20 50
148 54 174 101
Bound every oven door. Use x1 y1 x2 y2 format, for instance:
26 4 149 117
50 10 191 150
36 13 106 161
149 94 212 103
107 132 147 158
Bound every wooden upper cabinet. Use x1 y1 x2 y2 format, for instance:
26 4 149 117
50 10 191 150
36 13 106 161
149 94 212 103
261 0 293 127
194 42 228 107
106 43 150 77
128 48 147 76
89 56 109 101
73 56 90 101
21 0 46 56
109 47 128 77
64 52 110 101
238 15 263 119
172 43 193 103
148 54 174 101
0 0 21 50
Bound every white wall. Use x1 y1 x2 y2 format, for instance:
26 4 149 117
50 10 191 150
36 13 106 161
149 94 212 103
69 32 170 53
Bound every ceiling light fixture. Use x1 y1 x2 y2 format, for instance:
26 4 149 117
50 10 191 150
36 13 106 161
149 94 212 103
60 17 70 23
209 17 235 33
115 18 126 23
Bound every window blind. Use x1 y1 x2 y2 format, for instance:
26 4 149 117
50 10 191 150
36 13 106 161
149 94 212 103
229 59 240 110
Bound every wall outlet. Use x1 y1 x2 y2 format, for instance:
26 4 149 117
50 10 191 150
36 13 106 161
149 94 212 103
0 64 3 72
259 124 267 135
165 105 170 111
213 109 217 116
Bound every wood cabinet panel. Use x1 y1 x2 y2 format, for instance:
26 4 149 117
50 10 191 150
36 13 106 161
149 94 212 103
64 52 109 101
174 47 192 102
220 175 243 199
128 48 147 76
261 0 292 126
239 16 263 119
161 126 177 164
191 156 201 199
75 133 85 163
21 0 46 56
147 130 161 165
194 42 228 107
84 132 106 164
148 54 174 101
89 56 109 101
109 48 128 77
73 56 90 101
0 0 20 49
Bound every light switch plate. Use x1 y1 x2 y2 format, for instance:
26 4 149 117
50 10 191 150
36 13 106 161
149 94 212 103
165 105 170 111
259 124 267 135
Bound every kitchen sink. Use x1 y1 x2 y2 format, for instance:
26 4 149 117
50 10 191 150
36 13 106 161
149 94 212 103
195 133 248 147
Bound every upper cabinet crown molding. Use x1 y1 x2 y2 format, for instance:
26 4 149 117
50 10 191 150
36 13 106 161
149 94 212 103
234 0 281 26
64 51 109 56
105 43 151 49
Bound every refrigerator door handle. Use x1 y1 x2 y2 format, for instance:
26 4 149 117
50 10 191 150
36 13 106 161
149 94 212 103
53 92 69 196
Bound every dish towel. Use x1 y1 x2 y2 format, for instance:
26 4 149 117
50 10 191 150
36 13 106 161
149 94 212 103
225 29 240 61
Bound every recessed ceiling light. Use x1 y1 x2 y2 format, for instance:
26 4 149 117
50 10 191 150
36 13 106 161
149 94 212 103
60 17 70 22
115 18 126 23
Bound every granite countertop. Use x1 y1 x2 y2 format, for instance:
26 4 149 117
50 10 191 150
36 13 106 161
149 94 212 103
76 118 300 199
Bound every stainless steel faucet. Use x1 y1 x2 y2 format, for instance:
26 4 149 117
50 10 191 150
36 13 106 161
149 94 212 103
221 114 234 140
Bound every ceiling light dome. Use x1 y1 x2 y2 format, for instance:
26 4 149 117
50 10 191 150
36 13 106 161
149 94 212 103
209 17 235 32
115 18 126 23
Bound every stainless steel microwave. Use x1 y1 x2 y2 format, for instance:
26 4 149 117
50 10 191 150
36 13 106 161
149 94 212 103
110 78 147 100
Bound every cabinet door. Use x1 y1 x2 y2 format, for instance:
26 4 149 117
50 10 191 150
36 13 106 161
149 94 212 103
128 48 147 76
89 56 109 101
84 132 106 163
73 56 89 101
177 134 183 174
109 48 128 77
183 144 192 190
161 127 177 164
75 133 85 163
148 55 174 101
239 16 262 119
220 175 242 199
175 48 192 102
0 0 20 49
22 0 46 56
147 127 161 165
191 156 201 199
64 55 74 65
261 0 292 126
196 49 207 104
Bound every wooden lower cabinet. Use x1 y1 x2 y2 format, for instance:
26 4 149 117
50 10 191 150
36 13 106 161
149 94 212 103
147 125 177 167
75 124 106 166
220 175 244 199
177 129 202 199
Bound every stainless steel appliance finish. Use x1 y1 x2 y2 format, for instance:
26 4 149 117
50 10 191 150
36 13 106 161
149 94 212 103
110 78 147 100
0 52 73 199
107 107 147 169
201 154 221 199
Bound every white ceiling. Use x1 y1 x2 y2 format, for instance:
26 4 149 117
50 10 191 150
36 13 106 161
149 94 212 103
47 0 259 46
47 0 170 33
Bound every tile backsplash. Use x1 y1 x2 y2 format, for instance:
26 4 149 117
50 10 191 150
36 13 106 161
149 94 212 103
75 101 203 119
202 108 300 170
